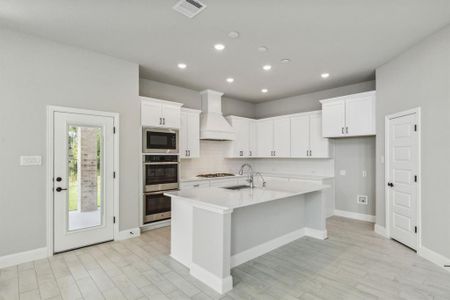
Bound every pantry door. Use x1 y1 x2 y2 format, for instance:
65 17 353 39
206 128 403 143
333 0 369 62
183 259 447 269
52 109 117 253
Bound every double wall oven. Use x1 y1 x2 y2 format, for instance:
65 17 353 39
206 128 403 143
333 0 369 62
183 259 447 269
143 128 179 224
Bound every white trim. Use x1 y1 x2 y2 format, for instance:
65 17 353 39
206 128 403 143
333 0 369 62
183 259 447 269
0 247 48 269
305 228 328 240
334 209 375 222
190 262 233 294
46 106 120 255
385 107 422 250
418 246 450 273
117 228 141 241
374 224 388 238
231 228 306 268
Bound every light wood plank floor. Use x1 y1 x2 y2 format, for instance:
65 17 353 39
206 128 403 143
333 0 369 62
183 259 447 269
1 217 449 300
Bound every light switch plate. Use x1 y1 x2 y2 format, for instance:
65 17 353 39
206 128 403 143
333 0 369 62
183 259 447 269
362 170 367 177
357 195 369 205
20 156 42 166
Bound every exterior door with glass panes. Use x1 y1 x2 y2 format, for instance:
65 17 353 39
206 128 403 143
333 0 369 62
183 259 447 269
53 111 115 253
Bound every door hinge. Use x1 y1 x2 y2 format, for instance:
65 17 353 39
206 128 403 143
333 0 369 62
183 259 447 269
113 216 116 224
414 175 417 182
113 127 116 134
414 226 417 233
113 171 116 179
414 124 417 132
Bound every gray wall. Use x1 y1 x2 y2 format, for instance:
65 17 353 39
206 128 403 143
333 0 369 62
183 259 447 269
334 137 376 216
255 81 375 118
0 29 140 256
139 79 256 118
376 24 450 258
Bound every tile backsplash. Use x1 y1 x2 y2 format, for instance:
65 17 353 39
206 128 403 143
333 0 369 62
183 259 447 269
180 140 334 179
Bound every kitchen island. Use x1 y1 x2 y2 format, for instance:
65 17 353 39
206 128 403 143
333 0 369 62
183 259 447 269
165 181 329 294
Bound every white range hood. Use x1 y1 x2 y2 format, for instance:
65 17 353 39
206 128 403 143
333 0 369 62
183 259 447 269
199 89 235 140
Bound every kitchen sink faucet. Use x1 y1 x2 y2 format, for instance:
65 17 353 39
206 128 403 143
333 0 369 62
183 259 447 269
238 164 266 188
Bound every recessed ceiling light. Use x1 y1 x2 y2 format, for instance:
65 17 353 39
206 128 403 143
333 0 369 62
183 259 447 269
258 46 268 52
214 43 225 51
321 73 330 79
281 58 291 63
261 88 268 93
226 78 234 83
228 31 240 39
262 65 272 71
177 63 187 69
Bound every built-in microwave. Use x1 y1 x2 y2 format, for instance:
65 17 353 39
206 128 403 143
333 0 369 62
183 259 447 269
143 154 179 193
142 127 178 154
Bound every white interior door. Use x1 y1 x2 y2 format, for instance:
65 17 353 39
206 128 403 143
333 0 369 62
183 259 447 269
388 112 418 250
53 111 115 253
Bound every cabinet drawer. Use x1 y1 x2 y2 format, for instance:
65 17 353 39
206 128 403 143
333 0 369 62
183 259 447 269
180 181 210 190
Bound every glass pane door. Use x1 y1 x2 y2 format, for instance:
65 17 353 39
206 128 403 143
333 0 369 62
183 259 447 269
67 125 103 231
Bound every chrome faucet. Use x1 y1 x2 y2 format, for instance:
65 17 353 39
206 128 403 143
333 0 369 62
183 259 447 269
238 164 266 188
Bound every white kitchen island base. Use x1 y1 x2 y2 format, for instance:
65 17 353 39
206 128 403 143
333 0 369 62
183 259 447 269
167 182 329 294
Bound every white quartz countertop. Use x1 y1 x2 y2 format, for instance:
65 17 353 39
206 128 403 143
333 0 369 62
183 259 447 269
165 181 329 213
180 174 246 183
180 173 333 183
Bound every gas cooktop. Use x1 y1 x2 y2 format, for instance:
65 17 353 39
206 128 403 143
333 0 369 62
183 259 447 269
197 173 235 178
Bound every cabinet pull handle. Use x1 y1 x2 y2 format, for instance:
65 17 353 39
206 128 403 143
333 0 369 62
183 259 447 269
310 150 312 156
249 151 252 157
346 126 348 134
341 127 344 134
240 151 243 156
159 118 162 125
163 118 165 125
193 184 200 188
188 150 190 157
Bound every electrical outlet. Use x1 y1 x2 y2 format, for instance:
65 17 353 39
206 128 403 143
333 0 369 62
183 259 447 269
362 170 367 177
339 170 346 176
357 195 368 205
20 156 42 166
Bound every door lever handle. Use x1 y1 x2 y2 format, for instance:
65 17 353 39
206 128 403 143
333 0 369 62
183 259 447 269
55 187 68 192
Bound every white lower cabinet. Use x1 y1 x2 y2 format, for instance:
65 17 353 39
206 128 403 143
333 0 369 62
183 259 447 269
180 108 200 159
291 111 330 158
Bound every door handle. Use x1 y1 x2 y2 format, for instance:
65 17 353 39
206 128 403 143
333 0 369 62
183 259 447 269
387 182 394 187
55 187 68 192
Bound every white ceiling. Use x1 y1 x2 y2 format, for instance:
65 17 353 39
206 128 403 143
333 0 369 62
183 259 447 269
1 0 449 102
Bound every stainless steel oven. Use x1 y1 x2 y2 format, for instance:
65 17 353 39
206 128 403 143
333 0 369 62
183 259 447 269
143 127 178 154
143 154 179 192
143 192 172 223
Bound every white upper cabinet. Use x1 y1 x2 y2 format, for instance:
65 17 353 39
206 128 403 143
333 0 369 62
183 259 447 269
273 117 291 157
249 120 257 158
180 108 200 159
256 119 274 157
291 112 330 158
320 91 376 137
225 116 255 158
141 97 182 129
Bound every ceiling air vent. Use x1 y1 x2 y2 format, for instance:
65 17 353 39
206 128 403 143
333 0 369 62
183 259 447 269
173 0 206 18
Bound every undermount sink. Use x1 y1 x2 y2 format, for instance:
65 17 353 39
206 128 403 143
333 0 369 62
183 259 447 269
222 185 252 190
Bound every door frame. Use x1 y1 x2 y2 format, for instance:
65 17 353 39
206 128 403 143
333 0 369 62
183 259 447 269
46 106 120 256
384 107 421 250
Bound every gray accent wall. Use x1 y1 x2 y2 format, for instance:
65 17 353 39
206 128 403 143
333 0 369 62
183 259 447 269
376 24 450 258
0 29 140 256
139 79 256 118
334 137 376 216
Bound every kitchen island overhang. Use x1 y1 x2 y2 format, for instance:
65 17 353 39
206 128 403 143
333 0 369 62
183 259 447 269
166 182 330 294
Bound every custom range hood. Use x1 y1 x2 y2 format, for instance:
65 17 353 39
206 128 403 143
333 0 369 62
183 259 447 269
199 89 235 140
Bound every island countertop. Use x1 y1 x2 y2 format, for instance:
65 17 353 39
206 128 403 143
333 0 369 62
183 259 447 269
165 181 329 213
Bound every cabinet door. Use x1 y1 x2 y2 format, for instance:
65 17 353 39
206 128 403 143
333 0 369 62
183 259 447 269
309 113 329 158
273 118 290 157
248 121 257 157
256 119 274 157
141 101 162 127
161 105 181 129
179 112 189 158
187 112 200 158
345 92 375 136
232 118 249 157
290 115 310 158
322 100 346 137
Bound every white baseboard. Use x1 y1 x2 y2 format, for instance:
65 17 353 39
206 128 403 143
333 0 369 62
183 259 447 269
0 247 48 269
140 220 171 232
117 228 141 241
305 228 328 240
418 246 450 273
374 224 388 238
334 209 375 222
231 228 306 268
190 262 233 294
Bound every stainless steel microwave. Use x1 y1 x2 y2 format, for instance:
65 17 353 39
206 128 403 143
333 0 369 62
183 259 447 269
143 127 178 154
